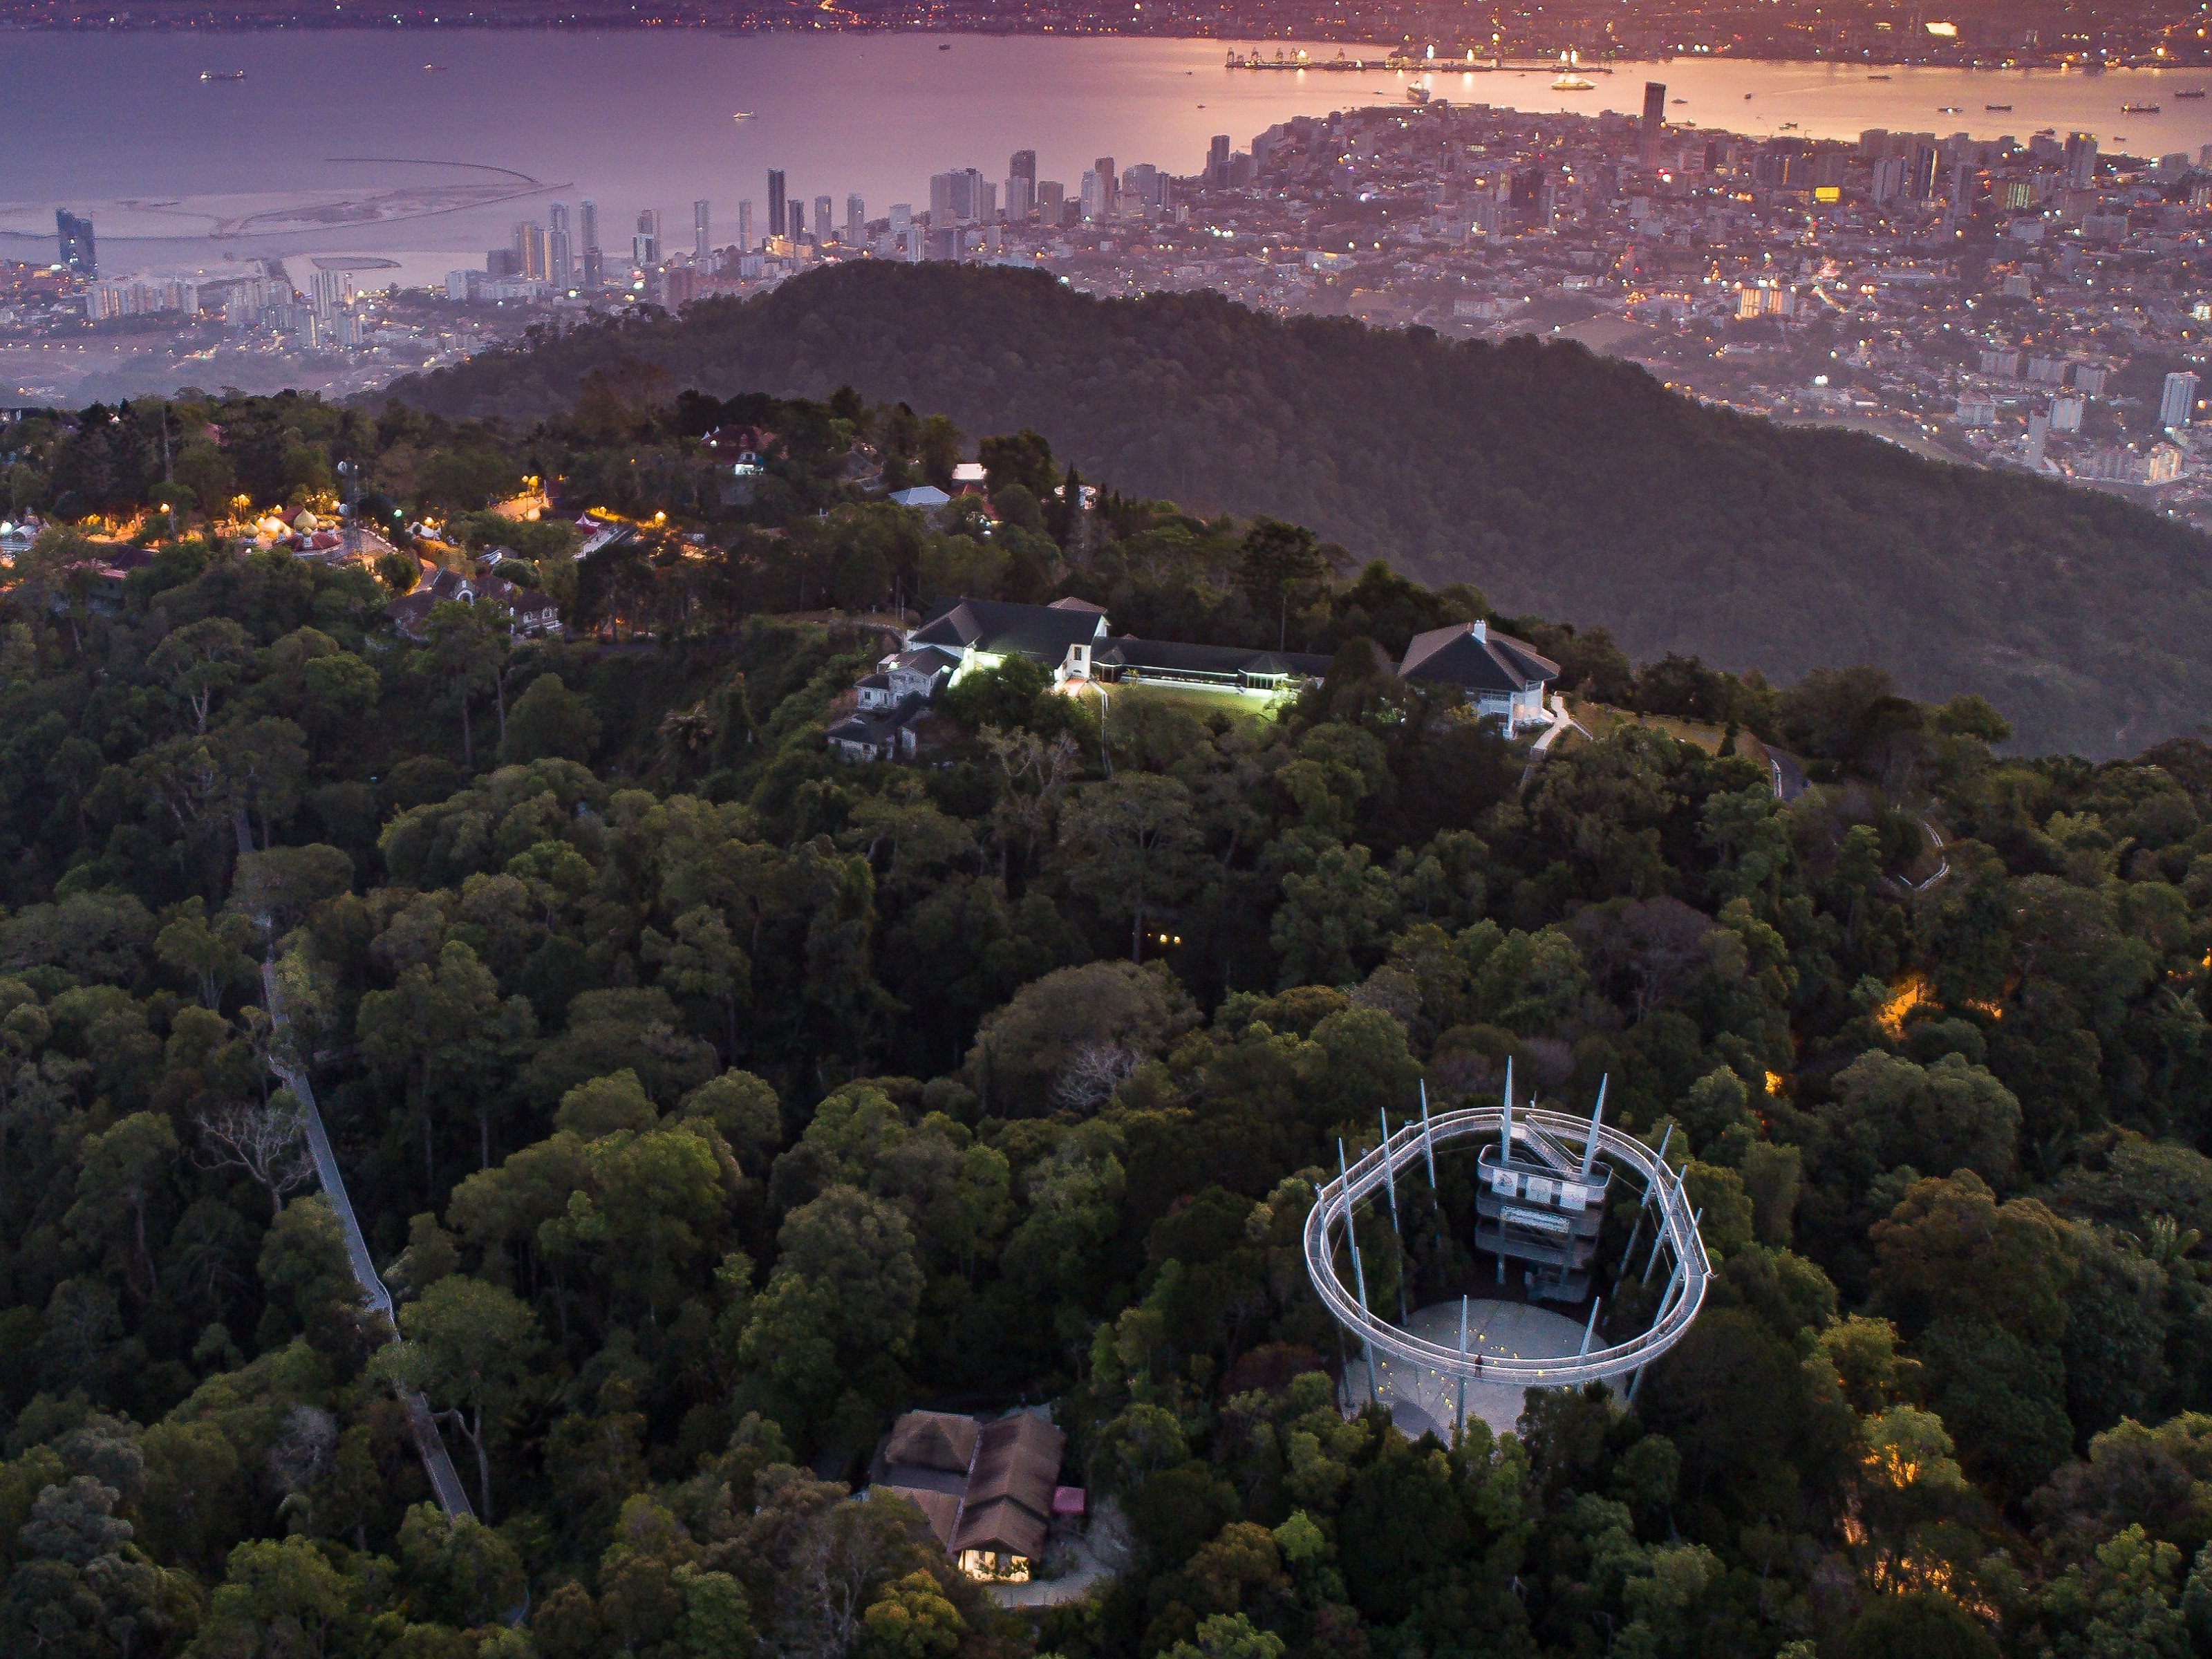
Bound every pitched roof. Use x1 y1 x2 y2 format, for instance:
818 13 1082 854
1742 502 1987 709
1098 637 1332 679
1398 623 1559 695
951 1414 1065 1562
384 592 439 637
410 565 558 618
886 646 960 676
875 1484 962 1551
883 1410 981 1473
965 1414 1062 1520
703 424 774 453
874 1410 1065 1565
827 697 928 746
953 1495 1049 1562
910 597 1106 661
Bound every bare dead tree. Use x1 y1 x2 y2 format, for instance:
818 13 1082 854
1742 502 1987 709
1051 1041 1142 1115
193 1096 317 1220
268 1404 339 1496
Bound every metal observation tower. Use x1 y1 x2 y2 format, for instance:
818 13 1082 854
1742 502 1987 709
1303 1065 1710 1426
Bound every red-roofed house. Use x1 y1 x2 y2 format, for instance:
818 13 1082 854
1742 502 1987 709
872 1409 1069 1582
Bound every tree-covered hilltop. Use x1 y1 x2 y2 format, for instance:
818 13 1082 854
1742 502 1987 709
384 262 2212 762
0 382 2210 1659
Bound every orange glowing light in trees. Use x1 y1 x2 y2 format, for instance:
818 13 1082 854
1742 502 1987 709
1872 975 1929 1039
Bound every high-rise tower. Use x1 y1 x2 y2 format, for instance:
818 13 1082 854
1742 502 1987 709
56 209 95 276
1640 82 1667 169
579 199 603 289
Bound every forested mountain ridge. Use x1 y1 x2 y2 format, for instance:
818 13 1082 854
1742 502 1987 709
388 262 2212 760
0 382 2210 1659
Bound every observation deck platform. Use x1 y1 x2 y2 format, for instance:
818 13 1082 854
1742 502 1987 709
1343 1299 1607 1438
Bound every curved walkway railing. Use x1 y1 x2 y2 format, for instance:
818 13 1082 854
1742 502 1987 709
1303 1105 1709 1387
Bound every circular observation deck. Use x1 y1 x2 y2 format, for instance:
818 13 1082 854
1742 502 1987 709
1303 1104 1709 1392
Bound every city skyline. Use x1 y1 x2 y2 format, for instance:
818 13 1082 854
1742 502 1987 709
18 59 2212 532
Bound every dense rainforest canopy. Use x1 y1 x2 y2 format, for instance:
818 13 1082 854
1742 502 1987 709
0 379 2209 1659
386 262 2212 760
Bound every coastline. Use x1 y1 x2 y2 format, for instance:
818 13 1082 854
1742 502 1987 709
0 15 2197 75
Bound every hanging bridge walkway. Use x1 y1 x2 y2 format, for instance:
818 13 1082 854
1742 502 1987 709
261 960 476 1521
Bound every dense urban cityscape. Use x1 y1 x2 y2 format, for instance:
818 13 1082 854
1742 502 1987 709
16 73 2212 524
0 0 2199 70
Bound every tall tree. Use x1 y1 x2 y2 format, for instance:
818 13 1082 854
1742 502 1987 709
374 1277 543 1519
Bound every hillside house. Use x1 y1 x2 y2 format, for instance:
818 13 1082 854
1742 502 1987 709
1398 620 1557 731
908 596 1111 685
871 1409 1070 1582
865 646 960 707
825 698 930 763
826 645 959 762
385 563 564 642
704 426 769 507
828 599 1564 761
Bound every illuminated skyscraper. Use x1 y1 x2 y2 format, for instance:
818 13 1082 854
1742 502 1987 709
813 194 833 243
694 200 711 261
513 221 550 281
738 200 754 251
634 209 659 268
1907 142 1938 200
846 194 865 244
